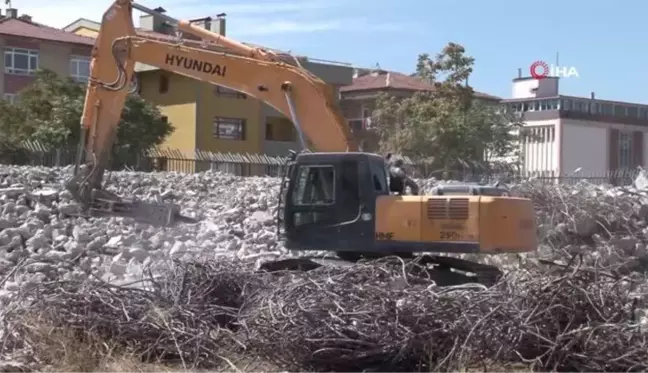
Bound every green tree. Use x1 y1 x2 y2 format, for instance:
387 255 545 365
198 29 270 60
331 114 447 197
6 69 174 166
371 43 523 174
0 98 31 163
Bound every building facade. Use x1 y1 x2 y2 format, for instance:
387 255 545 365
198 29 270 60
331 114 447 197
502 76 648 176
65 11 353 158
339 68 501 150
63 18 100 38
0 7 94 103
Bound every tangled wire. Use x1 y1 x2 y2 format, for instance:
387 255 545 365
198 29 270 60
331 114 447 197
2 256 648 372
1 260 266 369
4 182 648 371
513 180 648 244
242 257 648 372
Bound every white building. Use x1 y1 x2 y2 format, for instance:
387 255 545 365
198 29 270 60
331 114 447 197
501 75 648 177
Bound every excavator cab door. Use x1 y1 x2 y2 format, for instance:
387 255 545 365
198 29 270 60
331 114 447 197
283 153 376 252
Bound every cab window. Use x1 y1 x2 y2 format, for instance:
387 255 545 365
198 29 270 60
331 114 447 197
369 159 389 194
291 165 335 205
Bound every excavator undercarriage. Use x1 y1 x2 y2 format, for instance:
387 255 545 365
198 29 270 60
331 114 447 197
259 254 504 287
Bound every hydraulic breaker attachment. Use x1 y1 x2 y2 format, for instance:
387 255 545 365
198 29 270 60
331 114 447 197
65 173 193 226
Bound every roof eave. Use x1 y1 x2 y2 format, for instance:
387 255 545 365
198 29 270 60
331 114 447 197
0 32 95 46
341 86 434 93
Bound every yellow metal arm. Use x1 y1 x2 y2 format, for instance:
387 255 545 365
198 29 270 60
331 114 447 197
127 36 354 152
75 0 357 205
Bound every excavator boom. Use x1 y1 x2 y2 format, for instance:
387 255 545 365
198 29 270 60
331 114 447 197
68 0 357 224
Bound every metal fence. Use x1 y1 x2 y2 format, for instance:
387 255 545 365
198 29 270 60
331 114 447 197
431 168 640 186
5 142 641 186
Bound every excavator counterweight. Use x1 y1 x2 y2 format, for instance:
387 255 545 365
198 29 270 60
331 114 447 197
71 0 538 287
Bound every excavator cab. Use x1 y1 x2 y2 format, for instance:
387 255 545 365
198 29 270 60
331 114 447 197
282 152 389 254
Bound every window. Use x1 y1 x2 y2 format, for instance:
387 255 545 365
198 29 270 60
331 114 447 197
4 48 38 75
627 106 639 118
369 159 388 194
573 100 588 112
340 160 360 221
214 86 246 99
69 56 90 82
525 125 555 143
291 165 335 206
348 119 364 132
601 104 614 115
213 117 245 140
265 116 296 141
614 105 627 117
159 75 169 93
561 99 572 111
2 93 17 104
590 102 599 114
619 131 633 170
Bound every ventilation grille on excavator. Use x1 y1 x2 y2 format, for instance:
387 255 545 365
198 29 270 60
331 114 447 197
427 198 469 220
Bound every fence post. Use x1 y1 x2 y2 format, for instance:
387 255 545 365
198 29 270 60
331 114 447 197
55 148 62 167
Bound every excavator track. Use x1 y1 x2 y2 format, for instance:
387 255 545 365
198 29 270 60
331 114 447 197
413 255 503 287
259 253 503 288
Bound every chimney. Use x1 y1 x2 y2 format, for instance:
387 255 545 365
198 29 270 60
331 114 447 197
353 68 370 78
591 92 595 100
211 13 226 36
6 8 17 18
518 68 522 78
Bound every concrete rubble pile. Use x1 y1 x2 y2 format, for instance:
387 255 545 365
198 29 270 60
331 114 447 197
0 164 647 295
0 164 289 298
511 169 648 270
1 164 648 371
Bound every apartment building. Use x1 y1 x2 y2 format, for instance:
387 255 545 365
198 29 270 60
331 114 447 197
339 68 501 150
64 10 353 159
501 75 648 176
0 7 94 103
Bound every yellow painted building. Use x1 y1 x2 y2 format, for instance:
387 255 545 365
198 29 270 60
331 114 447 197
63 13 354 165
62 18 100 38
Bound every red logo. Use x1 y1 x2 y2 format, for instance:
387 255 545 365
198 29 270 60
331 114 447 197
530 61 549 79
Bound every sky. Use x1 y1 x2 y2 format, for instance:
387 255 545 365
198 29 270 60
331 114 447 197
16 0 648 103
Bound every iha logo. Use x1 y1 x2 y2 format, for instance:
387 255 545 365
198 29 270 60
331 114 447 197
530 60 579 79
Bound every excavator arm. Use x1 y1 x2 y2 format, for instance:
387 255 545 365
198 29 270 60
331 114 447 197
68 0 358 224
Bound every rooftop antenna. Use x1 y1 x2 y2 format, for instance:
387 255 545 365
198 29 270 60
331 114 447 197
5 0 11 8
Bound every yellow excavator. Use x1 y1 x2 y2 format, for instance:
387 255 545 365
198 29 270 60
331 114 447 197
67 0 538 286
